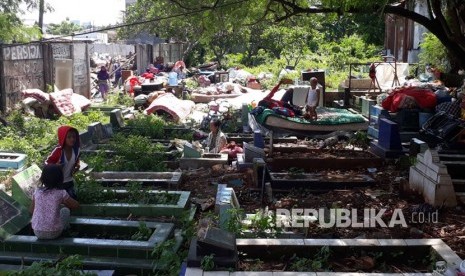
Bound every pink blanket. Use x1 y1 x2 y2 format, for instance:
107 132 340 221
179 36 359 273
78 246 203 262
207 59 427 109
144 93 194 122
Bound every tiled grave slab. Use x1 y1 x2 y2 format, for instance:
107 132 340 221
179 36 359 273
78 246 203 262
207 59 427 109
0 152 27 170
180 153 229 170
224 134 298 144
2 218 174 259
91 171 182 187
269 172 376 190
0 191 30 240
0 248 153 275
11 164 41 208
191 239 460 275
267 148 383 170
72 190 190 217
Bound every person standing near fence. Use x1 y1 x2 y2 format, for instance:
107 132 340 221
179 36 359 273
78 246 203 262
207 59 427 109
113 61 122 89
97 66 110 100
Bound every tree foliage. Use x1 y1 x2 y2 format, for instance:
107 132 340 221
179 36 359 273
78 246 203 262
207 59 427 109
46 18 83 35
263 0 465 71
120 0 465 71
0 0 52 43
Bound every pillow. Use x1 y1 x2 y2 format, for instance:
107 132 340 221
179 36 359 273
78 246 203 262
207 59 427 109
50 88 75 116
21 89 50 103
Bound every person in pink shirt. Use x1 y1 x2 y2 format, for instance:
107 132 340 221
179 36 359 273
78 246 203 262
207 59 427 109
30 164 79 240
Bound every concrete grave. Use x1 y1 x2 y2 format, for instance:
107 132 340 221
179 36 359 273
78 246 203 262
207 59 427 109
87 122 105 144
267 148 383 171
269 172 376 190
2 218 174 260
0 152 27 170
215 184 240 230
180 153 228 170
72 190 191 217
91 171 182 188
189 238 462 274
102 123 114 140
110 109 125 128
11 164 42 208
0 191 30 240
409 149 457 207
370 118 406 158
79 130 94 149
197 227 236 257
187 227 238 270
409 138 429 156
243 142 265 163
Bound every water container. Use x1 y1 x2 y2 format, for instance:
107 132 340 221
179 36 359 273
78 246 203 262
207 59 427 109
253 130 265 149
168 72 178 86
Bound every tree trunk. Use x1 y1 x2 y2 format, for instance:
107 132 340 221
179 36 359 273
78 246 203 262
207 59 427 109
38 0 44 35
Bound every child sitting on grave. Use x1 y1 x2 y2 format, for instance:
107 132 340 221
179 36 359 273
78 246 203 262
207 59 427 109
31 164 79 240
45 126 81 199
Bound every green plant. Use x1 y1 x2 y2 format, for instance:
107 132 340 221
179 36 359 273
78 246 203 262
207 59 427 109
7 255 96 276
225 208 245 236
289 246 331 272
125 114 165 139
152 239 182 276
249 259 264 271
106 93 134 107
131 222 153 241
418 32 449 72
288 167 305 179
249 208 282 238
200 254 215 271
349 131 370 150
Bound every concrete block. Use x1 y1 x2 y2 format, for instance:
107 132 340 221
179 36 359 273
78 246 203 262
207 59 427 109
204 272 229 276
409 167 423 191
423 149 440 166
340 239 380 246
425 167 439 181
429 163 448 175
378 118 402 150
414 161 427 174
423 175 457 207
378 239 407 246
409 138 429 156
437 174 453 185
185 267 203 276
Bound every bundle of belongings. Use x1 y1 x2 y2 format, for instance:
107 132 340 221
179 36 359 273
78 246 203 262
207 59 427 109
144 93 195 122
21 88 91 118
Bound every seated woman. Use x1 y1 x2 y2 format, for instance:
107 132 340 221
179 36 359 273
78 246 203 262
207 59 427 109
30 164 79 240
204 118 227 153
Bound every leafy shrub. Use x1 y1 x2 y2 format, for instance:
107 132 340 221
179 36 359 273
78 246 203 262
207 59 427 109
125 114 165 139
7 255 95 276
418 32 449 72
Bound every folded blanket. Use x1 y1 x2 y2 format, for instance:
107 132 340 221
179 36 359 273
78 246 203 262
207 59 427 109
144 93 195 122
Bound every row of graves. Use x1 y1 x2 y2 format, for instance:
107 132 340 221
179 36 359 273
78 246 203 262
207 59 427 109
1 104 465 275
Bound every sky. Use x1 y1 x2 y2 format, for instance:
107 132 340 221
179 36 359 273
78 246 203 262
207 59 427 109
20 0 126 26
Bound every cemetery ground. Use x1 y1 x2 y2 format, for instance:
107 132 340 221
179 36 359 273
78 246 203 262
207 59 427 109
0 108 464 275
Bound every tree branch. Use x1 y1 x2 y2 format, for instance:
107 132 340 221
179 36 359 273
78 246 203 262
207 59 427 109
167 0 195 10
431 0 452 36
